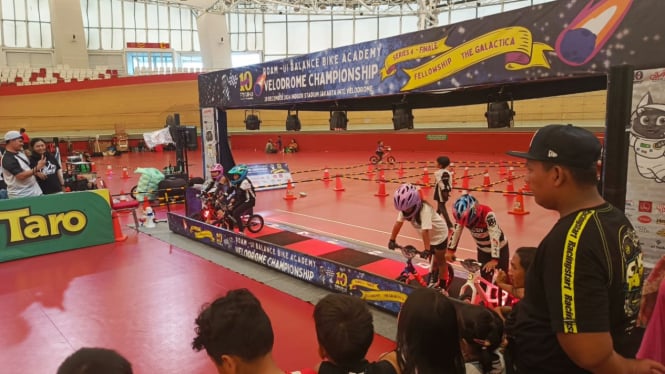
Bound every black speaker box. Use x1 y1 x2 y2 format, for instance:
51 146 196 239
245 114 261 130
329 111 348 130
184 126 198 150
392 107 414 130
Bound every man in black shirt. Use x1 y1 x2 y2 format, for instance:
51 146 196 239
507 124 665 374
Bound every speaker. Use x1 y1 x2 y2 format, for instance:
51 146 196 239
392 107 414 130
329 111 348 131
485 101 515 128
184 126 198 150
174 113 181 126
286 109 301 131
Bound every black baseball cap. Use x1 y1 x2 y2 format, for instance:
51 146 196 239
507 124 601 168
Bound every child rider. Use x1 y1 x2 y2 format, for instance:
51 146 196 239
388 183 453 290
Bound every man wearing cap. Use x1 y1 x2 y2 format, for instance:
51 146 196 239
1 130 46 198
507 124 664 373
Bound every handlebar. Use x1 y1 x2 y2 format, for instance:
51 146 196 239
393 243 431 260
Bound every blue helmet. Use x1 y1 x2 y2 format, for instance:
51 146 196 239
453 194 479 227
228 164 248 186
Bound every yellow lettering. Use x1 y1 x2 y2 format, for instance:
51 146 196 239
23 215 49 239
0 208 31 242
61 211 86 233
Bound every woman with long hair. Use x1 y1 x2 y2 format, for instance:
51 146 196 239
29 138 64 194
380 288 465 374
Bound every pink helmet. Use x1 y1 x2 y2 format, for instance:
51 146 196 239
393 183 422 220
210 163 224 181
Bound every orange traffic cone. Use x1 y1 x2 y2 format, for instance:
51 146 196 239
522 181 531 193
367 164 374 174
463 167 469 179
422 167 430 185
375 180 389 197
508 189 530 215
398 163 404 176
499 162 507 175
333 175 345 191
503 178 515 196
507 167 514 179
283 179 298 200
462 174 470 190
451 171 456 186
112 211 128 242
121 167 129 179
106 164 113 176
378 168 385 182
323 168 331 182
483 173 491 187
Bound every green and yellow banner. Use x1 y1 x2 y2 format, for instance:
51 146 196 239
0 191 114 262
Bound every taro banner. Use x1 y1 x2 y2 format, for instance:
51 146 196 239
199 0 665 108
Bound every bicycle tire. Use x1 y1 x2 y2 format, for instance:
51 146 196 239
369 155 380 164
245 214 264 233
130 185 138 200
387 156 396 164
459 286 474 303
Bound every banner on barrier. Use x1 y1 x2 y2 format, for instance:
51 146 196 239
169 213 413 313
0 191 114 262
247 162 294 191
626 67 665 268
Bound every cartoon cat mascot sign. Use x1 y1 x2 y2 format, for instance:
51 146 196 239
630 92 665 183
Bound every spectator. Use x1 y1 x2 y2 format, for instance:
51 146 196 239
313 293 395 374
637 255 665 364
379 288 465 373
494 246 537 303
30 138 64 194
20 127 30 150
1 130 45 198
276 136 283 152
266 139 278 154
0 143 7 199
192 288 285 374
57 347 133 374
507 124 665 373
457 302 505 374
286 139 299 153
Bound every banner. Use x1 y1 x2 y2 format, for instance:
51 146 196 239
199 0 665 108
201 107 217 175
626 68 665 269
247 162 293 191
0 191 114 262
169 213 414 313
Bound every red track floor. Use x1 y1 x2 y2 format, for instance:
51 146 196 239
0 147 557 373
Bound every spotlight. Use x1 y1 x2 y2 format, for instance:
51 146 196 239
244 110 261 130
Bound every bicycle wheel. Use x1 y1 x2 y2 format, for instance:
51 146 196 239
130 185 138 200
459 286 474 303
245 214 264 233
386 156 396 164
369 155 380 164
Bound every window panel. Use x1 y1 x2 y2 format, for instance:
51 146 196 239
309 14 330 21
193 33 199 51
39 0 49 21
287 14 308 22
309 21 331 52
112 0 122 27
16 22 28 47
125 29 135 43
27 0 40 21
247 33 258 50
378 16 400 38
146 4 158 28
135 3 145 28
504 0 532 11
354 17 377 43
401 15 418 34
124 2 135 27
450 8 476 24
87 0 99 27
3 21 16 47
264 14 286 23
112 29 123 49
478 5 501 18
41 23 51 47
14 0 26 20
148 29 158 43
287 22 307 55
171 30 182 50
237 13 246 33
28 21 41 47
170 7 181 28
87 27 100 49
332 20 353 48
101 28 112 49
159 30 169 43
136 28 146 42
264 22 286 54
182 30 192 51
1 0 13 18
100 0 112 27
265 55 285 62
181 8 191 29
158 5 169 28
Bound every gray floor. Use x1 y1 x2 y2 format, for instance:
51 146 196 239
142 220 399 340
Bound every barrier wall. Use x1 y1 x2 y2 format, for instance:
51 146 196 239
169 213 414 314
0 190 115 262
